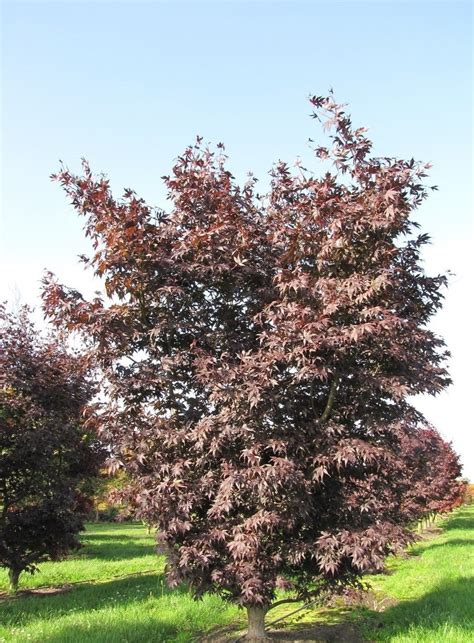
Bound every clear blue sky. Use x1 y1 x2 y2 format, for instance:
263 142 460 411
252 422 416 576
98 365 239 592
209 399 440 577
1 1 473 477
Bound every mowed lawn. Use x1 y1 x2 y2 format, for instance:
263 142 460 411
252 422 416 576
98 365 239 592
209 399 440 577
0 506 473 642
358 505 474 643
0 523 241 642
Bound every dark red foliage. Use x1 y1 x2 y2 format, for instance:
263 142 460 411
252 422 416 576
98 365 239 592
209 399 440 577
42 94 454 613
0 305 103 591
398 422 464 519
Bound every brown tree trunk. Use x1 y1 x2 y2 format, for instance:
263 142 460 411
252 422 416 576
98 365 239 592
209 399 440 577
8 568 20 594
246 606 268 640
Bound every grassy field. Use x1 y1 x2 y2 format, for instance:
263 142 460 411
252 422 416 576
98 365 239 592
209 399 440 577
0 523 241 642
358 505 474 642
0 507 472 642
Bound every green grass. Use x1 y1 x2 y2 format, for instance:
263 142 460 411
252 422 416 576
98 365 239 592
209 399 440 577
0 523 160 591
357 506 474 642
0 507 472 642
0 523 241 642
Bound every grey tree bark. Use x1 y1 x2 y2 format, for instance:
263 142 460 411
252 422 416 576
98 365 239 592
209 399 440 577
246 606 268 640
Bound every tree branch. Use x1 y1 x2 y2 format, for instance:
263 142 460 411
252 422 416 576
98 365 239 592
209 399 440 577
317 373 340 424
310 377 317 417
267 597 303 612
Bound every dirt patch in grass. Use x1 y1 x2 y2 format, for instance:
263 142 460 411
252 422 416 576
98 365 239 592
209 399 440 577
202 621 364 642
199 622 365 643
268 621 364 641
417 526 443 539
341 587 399 612
0 584 73 602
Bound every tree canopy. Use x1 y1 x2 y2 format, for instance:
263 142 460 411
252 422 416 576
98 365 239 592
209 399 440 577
42 94 455 637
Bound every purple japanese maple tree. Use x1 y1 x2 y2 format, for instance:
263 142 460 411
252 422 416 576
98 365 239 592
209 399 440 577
0 305 103 593
42 94 453 638
398 422 464 521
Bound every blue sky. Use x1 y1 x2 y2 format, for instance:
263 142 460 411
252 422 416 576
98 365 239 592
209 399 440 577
1 1 473 476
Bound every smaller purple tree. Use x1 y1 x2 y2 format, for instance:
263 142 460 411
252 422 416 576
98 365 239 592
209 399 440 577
398 423 464 522
0 305 103 593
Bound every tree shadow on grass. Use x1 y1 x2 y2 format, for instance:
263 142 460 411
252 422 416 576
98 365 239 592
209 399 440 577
440 510 474 531
360 577 474 640
1 573 236 643
0 573 170 624
44 617 182 643
409 538 474 555
81 533 150 541
77 533 157 561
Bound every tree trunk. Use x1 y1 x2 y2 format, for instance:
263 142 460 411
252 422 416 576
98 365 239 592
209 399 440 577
246 606 268 640
8 568 20 594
